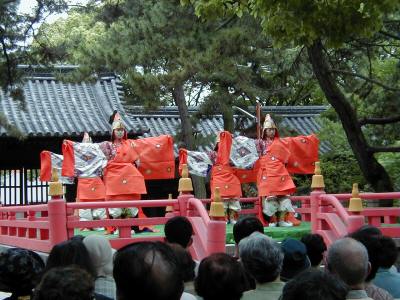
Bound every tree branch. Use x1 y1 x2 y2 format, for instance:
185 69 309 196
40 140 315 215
330 69 400 91
379 30 400 41
381 46 400 59
194 84 204 106
359 116 400 126
368 146 400 153
215 15 236 31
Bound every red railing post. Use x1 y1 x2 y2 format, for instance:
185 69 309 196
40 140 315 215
47 169 68 247
347 183 365 234
178 193 192 217
209 188 225 221
207 220 226 254
177 164 193 217
310 162 325 234
165 194 176 218
8 212 16 236
48 196 68 246
27 211 37 238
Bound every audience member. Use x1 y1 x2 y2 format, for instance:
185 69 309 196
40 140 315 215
83 235 117 299
113 241 195 300
351 225 397 273
326 237 372 300
45 239 110 300
0 248 45 300
70 234 85 242
354 225 382 237
232 216 264 257
169 243 196 295
164 216 199 276
373 236 400 298
301 233 327 267
33 266 94 300
348 230 394 300
280 238 311 282
232 216 264 289
195 253 248 300
164 216 194 249
281 268 348 300
239 232 284 300
45 239 96 277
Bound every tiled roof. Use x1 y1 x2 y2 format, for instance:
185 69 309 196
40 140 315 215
125 105 330 152
0 72 142 137
0 69 329 152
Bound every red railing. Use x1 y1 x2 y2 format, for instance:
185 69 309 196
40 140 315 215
0 191 398 255
0 204 53 252
66 199 177 249
187 197 226 259
0 194 226 260
200 193 399 246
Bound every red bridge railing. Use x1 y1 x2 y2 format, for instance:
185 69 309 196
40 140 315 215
0 162 399 253
0 193 226 260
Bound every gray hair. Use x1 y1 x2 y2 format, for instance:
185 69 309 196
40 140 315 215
239 232 283 283
327 237 369 286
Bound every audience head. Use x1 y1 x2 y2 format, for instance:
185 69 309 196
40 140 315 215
45 239 96 278
70 235 85 242
280 238 311 282
164 216 193 248
0 248 45 297
33 266 94 300
352 225 382 238
327 237 369 287
233 216 264 245
281 268 348 300
348 229 381 282
195 253 248 300
377 236 398 269
83 235 114 277
239 232 283 283
113 241 184 300
169 243 196 282
301 233 327 267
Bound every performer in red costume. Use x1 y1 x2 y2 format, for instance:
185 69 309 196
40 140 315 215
209 131 242 224
99 112 147 226
59 112 174 234
75 132 107 223
178 131 242 223
255 114 298 227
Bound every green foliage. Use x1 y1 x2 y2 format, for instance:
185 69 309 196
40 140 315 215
0 0 68 136
321 152 369 193
318 111 353 153
292 174 312 195
0 112 24 139
317 112 370 193
378 147 400 191
186 0 399 48
34 11 107 66
0 0 68 89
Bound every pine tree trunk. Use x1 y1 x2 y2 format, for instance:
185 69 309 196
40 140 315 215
307 40 393 204
172 84 207 198
222 101 234 132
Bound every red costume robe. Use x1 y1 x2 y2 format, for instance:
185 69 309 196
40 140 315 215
102 139 147 200
209 131 242 199
256 137 296 197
